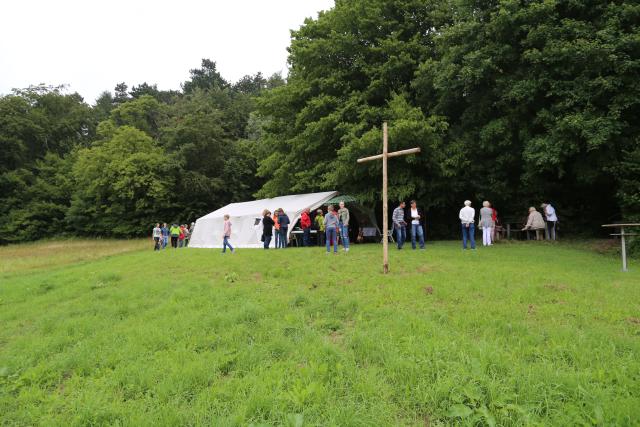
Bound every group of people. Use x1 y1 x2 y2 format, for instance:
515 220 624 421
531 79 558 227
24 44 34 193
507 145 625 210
257 201 351 253
259 208 291 249
152 223 194 251
522 203 558 241
456 200 558 249
392 200 427 250
216 198 559 253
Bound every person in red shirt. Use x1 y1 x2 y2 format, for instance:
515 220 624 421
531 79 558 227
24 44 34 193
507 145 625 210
301 208 312 247
178 224 186 248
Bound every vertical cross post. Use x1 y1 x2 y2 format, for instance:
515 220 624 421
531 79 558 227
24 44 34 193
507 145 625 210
357 122 420 274
382 122 389 273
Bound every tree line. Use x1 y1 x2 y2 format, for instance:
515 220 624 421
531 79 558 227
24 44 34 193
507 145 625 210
0 61 282 243
1 0 638 244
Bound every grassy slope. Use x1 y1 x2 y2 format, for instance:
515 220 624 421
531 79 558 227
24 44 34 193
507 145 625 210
0 241 639 426
0 239 149 275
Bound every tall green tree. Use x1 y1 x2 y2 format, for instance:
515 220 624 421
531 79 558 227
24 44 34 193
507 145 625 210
67 126 176 236
256 0 640 234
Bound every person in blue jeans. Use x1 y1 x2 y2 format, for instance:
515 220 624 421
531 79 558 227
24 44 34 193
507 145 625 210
337 201 350 252
324 205 339 254
409 200 426 250
222 214 235 253
161 223 169 249
458 200 476 249
392 201 407 249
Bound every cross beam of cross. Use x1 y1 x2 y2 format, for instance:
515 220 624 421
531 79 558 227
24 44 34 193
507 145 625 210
357 122 420 273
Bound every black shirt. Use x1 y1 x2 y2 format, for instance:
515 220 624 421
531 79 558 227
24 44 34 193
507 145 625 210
262 216 275 236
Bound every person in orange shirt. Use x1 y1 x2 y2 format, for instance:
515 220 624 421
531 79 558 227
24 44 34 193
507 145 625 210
273 210 280 249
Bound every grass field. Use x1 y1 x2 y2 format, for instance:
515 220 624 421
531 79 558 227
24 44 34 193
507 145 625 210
1 240 639 426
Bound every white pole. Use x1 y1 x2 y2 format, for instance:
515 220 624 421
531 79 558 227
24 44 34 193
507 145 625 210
621 226 628 272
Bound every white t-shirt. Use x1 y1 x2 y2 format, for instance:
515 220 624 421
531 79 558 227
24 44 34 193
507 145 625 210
411 208 419 225
459 206 475 224
545 205 558 222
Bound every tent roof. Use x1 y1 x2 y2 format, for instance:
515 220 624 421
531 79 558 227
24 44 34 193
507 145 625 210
199 191 338 220
324 194 358 205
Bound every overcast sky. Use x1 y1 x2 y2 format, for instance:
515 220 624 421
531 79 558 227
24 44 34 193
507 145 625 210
0 0 334 103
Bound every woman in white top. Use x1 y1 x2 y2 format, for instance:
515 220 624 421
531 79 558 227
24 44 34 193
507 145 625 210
152 223 162 251
479 201 495 246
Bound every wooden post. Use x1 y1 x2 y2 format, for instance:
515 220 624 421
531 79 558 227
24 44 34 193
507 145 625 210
382 122 389 274
356 122 420 274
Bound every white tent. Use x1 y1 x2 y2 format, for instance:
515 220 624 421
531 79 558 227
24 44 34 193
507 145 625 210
189 191 338 248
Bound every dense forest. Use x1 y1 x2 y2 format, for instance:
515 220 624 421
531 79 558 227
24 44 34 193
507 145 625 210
1 0 638 243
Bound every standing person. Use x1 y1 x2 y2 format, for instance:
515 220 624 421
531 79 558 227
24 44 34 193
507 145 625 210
491 205 499 242
222 214 235 253
337 201 350 252
178 224 186 248
273 210 280 249
409 200 426 250
459 200 476 250
522 207 546 240
278 209 290 248
161 223 169 249
479 201 495 246
392 201 407 249
541 202 558 240
152 223 162 251
183 224 191 247
315 209 325 246
301 208 312 247
261 209 274 249
324 205 339 254
169 224 180 248
188 222 195 246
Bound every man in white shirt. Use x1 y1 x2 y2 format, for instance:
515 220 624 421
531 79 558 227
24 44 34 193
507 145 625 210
409 200 426 250
541 202 558 240
459 200 476 249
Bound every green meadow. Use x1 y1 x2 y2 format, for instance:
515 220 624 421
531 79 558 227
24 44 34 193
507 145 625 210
1 240 639 426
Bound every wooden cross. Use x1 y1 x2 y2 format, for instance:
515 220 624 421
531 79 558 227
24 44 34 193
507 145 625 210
357 122 421 273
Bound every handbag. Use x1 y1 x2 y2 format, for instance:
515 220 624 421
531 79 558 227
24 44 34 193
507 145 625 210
260 234 265 242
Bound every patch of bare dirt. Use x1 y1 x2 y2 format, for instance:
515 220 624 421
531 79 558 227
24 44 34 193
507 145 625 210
544 283 571 292
417 265 431 274
328 330 343 344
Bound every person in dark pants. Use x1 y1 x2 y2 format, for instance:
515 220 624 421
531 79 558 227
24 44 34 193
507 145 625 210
541 202 558 240
169 224 181 248
278 209 290 248
301 208 312 247
152 223 162 251
261 209 275 249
